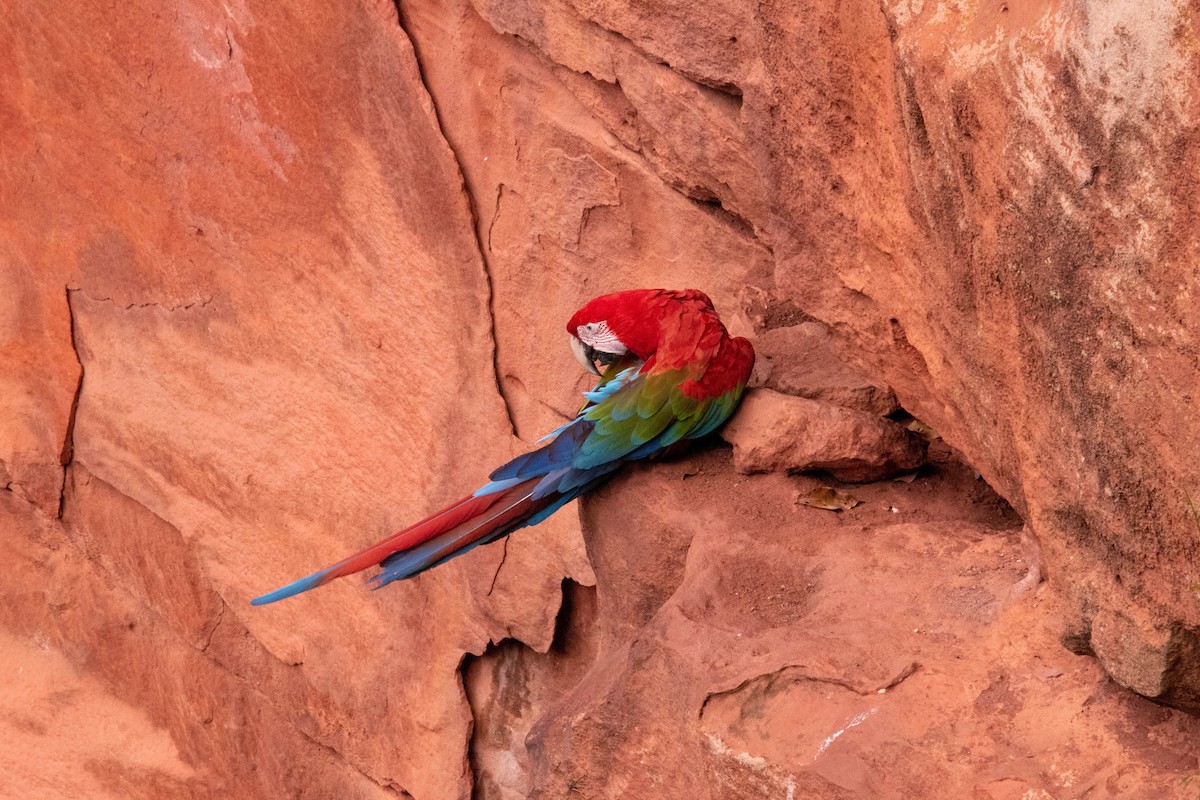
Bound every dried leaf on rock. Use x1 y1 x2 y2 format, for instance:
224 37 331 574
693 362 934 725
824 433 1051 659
800 486 860 511
893 471 919 483
906 419 938 441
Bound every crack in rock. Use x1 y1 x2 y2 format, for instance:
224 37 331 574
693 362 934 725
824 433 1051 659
59 288 85 519
392 3 518 438
486 182 506 254
297 727 415 798
200 602 226 653
57 287 213 517
487 537 510 597
699 663 876 721
68 287 215 312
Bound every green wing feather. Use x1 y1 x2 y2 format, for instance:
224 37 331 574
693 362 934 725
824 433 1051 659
574 365 746 469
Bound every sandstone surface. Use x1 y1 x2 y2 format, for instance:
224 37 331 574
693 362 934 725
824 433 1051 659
751 319 901 416
721 388 928 481
3 0 1199 797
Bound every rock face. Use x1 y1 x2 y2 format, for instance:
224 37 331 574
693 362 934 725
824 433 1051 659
751 320 901 416
721 388 928 481
3 0 1199 798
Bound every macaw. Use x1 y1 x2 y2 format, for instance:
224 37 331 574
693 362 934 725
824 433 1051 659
251 288 754 605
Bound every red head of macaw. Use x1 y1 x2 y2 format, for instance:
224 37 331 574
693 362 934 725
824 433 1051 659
251 288 754 605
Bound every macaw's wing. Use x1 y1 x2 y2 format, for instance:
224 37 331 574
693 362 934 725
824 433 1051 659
573 330 754 470
484 362 747 501
574 365 746 467
474 395 629 509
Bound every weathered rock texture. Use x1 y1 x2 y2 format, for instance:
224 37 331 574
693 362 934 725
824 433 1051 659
751 318 902 416
722 388 928 481
3 0 1199 797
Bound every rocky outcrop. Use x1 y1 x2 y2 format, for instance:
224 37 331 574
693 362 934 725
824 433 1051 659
406 0 1200 710
3 0 1199 797
721 388 927 481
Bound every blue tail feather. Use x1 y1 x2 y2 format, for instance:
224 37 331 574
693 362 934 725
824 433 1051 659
250 568 334 606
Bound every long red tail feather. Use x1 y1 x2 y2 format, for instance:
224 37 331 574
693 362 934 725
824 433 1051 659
250 478 542 605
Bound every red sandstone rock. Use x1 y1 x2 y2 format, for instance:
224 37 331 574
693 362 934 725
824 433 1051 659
455 0 1200 706
0 628 195 799
722 389 927 481
737 0 1200 705
754 322 901 416
4 2 589 797
4 0 1200 797
476 448 1200 798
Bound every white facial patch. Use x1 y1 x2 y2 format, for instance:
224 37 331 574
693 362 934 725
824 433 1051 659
576 320 627 355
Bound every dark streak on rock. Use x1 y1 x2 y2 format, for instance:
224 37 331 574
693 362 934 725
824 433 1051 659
201 602 226 653
486 183 505 254
487 537 509 597
699 662 876 722
900 65 931 157
60 288 85 519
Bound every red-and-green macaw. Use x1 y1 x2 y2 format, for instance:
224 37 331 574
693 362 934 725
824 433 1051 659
251 288 754 605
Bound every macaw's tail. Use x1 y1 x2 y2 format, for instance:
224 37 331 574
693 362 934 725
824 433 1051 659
250 477 547 606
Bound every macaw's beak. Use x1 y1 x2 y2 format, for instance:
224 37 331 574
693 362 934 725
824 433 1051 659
571 336 603 376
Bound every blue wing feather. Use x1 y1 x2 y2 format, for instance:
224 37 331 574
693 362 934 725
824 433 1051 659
476 365 742 535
